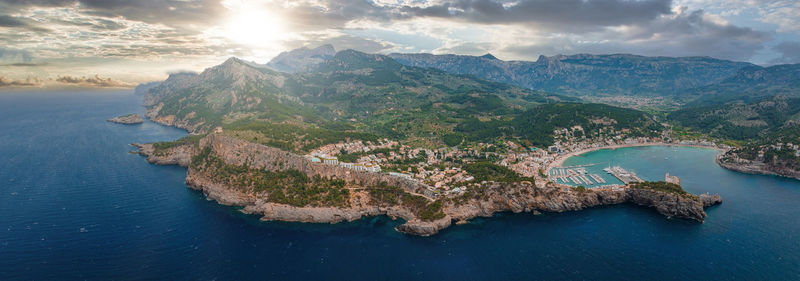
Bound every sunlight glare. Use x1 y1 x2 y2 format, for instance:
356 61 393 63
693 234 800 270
221 1 286 49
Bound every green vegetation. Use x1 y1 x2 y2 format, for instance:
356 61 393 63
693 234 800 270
629 181 691 197
725 127 800 170
153 134 205 155
365 182 445 221
225 121 379 153
337 146 399 163
463 161 533 182
668 96 800 141
441 132 464 147
456 103 661 147
192 147 350 207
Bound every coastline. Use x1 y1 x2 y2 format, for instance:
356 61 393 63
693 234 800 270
546 142 725 173
134 135 722 236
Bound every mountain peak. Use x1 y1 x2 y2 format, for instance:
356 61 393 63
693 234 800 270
314 44 336 54
319 49 402 72
222 57 245 66
480 53 498 60
266 45 336 73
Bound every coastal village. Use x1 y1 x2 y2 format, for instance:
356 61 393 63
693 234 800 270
303 125 727 198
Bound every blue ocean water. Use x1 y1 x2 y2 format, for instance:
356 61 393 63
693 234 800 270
1 90 799 280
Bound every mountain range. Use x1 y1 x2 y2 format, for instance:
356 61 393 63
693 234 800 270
258 46 800 107
388 53 757 98
142 48 659 149
139 45 800 150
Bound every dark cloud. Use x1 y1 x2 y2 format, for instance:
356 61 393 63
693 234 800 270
0 15 26 27
502 8 769 62
771 42 800 64
56 74 133 87
402 0 673 28
279 0 674 33
0 14 49 31
0 75 41 87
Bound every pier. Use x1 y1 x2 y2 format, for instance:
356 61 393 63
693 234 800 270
603 166 643 184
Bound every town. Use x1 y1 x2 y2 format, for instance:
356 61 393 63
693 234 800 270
303 124 727 198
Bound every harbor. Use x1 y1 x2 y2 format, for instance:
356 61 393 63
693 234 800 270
550 164 646 186
603 166 644 184
548 167 607 186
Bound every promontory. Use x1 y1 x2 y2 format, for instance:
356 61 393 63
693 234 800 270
108 113 144 124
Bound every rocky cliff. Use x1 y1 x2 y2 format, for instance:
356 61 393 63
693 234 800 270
131 142 192 167
136 134 722 236
717 153 800 180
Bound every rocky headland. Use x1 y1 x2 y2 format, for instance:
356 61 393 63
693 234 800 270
108 113 144 124
716 153 800 180
135 133 722 236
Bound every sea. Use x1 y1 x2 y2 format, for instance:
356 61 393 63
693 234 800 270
1 90 799 280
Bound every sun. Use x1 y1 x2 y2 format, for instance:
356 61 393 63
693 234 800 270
219 0 287 49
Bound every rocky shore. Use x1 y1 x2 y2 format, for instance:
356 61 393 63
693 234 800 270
135 134 723 236
107 113 144 124
716 153 800 180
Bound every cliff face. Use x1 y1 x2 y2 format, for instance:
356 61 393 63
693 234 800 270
444 182 721 224
717 153 800 180
131 143 192 167
136 134 722 236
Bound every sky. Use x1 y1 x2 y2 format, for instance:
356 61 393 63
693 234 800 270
1 0 799 88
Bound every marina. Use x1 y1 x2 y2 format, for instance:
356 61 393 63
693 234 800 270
603 166 643 184
549 167 607 186
550 164 644 186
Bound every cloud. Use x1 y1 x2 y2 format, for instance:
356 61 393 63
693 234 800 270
401 0 673 30
0 47 34 63
0 14 49 31
0 0 790 75
771 41 800 64
499 8 769 61
56 74 134 88
0 76 41 87
0 0 225 27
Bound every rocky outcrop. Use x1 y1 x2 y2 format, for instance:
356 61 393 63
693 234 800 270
131 143 192 167
135 134 722 236
443 183 721 225
107 114 143 124
144 103 202 133
717 153 800 180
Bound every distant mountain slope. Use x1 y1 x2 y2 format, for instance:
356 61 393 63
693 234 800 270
388 53 753 97
144 57 311 132
681 64 800 107
143 49 660 148
668 95 800 140
265 44 336 73
144 49 569 142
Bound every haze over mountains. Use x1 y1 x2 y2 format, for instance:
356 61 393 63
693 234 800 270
141 48 663 149
249 45 800 108
137 45 800 150
388 53 754 97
